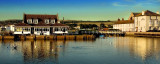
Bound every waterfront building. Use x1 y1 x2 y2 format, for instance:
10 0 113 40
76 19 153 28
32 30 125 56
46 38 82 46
0 24 15 32
14 14 69 35
6 24 15 32
113 10 160 32
134 10 160 32
113 12 139 32
113 18 135 32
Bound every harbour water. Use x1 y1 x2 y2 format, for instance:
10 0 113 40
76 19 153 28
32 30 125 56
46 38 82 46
0 37 160 64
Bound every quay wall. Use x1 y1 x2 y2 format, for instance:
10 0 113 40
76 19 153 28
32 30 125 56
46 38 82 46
3 36 14 40
1 35 95 40
126 32 160 37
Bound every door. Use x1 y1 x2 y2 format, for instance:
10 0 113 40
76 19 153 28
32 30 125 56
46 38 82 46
50 27 53 35
31 27 34 34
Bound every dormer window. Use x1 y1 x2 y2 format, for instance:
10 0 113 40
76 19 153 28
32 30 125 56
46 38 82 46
45 19 49 24
27 19 32 24
50 19 55 24
33 19 38 24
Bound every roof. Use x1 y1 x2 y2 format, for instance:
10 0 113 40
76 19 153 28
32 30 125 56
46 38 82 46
33 22 49 26
15 23 31 26
50 23 69 26
133 13 140 16
135 10 160 17
24 14 57 19
115 20 134 24
103 28 109 31
15 22 69 27
23 14 58 24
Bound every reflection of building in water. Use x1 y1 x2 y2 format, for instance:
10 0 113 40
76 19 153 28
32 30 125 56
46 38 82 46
114 37 160 60
22 40 67 63
0 40 68 64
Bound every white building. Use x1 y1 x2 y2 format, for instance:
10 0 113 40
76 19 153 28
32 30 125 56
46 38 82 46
6 24 15 32
0 24 15 32
14 14 69 35
113 19 135 32
135 10 160 32
113 10 160 32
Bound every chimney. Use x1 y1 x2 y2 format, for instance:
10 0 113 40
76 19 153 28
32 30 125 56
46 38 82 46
118 18 120 21
130 17 133 20
157 11 159 14
63 17 64 24
142 10 145 15
22 21 24 23
63 17 64 20
122 18 124 21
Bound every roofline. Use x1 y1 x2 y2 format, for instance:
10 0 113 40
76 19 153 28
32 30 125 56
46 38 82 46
24 14 58 16
15 26 69 27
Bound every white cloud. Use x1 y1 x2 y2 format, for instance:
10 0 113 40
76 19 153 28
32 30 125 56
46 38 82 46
112 2 128 6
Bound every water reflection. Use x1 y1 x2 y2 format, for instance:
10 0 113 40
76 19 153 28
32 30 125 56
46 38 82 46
0 40 95 64
114 37 160 62
1 37 160 64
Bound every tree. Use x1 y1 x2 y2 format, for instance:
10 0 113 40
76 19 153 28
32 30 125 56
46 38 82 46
100 23 106 29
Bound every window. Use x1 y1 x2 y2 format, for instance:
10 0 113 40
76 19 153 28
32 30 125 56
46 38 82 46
50 19 55 24
43 28 48 31
149 27 151 30
149 20 152 25
33 19 38 24
23 28 30 31
27 19 32 24
45 19 49 24
156 20 158 25
55 28 58 31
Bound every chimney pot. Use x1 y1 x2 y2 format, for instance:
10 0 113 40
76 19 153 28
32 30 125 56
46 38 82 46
118 18 120 21
122 18 124 21
142 10 145 15
157 11 159 14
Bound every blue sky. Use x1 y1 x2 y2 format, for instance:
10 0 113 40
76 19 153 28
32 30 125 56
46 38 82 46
0 0 160 21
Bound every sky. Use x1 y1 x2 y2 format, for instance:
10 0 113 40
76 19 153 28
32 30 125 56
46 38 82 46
0 0 160 21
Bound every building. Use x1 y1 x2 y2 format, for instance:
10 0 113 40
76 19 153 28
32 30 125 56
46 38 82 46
135 10 160 32
128 12 140 20
113 10 160 32
113 12 140 32
14 14 69 35
6 24 15 32
113 18 135 32
0 24 14 32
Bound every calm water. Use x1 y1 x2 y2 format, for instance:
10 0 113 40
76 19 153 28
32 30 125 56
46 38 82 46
0 37 160 64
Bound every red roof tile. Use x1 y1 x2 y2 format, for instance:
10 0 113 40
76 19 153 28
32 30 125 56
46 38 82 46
135 10 160 17
15 23 31 26
33 22 50 26
24 14 58 24
50 23 69 26
115 20 134 24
